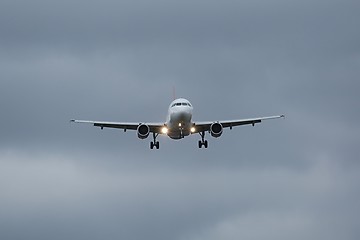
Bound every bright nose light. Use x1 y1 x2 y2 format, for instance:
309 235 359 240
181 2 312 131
178 123 182 127
161 127 168 134
190 127 196 133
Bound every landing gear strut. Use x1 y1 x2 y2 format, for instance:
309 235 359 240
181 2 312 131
150 132 160 149
198 131 208 148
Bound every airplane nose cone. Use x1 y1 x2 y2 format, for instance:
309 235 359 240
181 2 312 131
173 108 192 122
178 112 189 121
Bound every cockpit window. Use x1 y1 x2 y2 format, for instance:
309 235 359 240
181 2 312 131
171 102 192 107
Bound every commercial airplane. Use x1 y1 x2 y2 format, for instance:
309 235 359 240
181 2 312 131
71 98 284 149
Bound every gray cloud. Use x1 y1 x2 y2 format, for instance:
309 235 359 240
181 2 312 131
0 0 360 239
1 151 359 240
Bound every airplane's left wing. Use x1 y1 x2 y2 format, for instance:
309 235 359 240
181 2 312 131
193 115 285 133
70 120 165 134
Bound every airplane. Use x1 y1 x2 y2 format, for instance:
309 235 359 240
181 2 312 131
71 98 284 149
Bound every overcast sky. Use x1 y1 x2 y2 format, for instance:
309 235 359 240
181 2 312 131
1 0 360 239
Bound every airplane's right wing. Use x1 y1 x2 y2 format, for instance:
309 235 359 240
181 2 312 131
70 120 165 134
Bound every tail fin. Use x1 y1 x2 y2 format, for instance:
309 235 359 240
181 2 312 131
172 86 176 100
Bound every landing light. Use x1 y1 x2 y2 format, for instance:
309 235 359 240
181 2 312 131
178 123 182 127
190 127 196 133
161 127 168 134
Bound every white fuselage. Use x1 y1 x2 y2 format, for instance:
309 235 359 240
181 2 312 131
166 98 193 139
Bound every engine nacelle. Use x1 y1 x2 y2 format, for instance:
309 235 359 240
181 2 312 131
137 124 150 139
210 122 223 138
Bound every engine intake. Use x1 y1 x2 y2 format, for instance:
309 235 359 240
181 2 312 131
137 124 150 139
210 122 223 138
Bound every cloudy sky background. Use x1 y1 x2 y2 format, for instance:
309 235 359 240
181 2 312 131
1 0 359 239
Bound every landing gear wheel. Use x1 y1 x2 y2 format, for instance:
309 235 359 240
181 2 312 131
198 131 208 149
150 133 160 150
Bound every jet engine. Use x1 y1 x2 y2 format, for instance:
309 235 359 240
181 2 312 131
210 122 223 138
137 124 150 139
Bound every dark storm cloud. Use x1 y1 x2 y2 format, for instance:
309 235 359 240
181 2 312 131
1 0 360 239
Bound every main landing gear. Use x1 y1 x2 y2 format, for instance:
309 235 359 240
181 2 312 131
150 132 160 149
198 131 208 148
